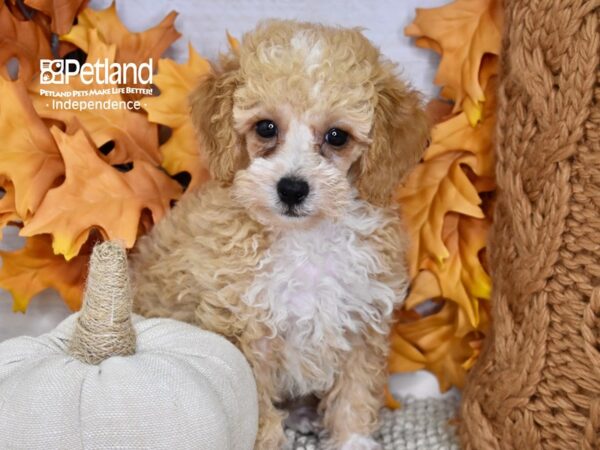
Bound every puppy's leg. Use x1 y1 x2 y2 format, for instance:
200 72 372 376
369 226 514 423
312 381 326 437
243 342 288 450
254 385 287 450
320 333 388 450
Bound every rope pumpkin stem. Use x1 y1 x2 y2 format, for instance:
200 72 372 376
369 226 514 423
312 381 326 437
69 240 136 364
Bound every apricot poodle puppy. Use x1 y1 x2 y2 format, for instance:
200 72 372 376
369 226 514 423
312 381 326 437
131 20 428 450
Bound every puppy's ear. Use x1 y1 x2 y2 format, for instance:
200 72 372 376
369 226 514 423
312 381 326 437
190 62 247 183
355 65 429 206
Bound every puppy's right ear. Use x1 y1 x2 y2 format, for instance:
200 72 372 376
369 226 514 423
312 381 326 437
190 64 246 183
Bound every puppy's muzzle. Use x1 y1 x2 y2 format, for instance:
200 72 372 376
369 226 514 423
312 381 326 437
277 176 309 207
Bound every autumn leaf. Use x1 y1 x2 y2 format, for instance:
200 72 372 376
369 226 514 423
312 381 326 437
424 113 495 178
20 127 181 260
392 302 483 391
425 98 454 125
426 75 497 167
0 179 20 238
227 31 240 55
391 0 500 391
405 0 502 124
0 1 52 83
447 214 491 304
397 78 496 276
459 55 498 125
404 269 441 308
29 29 161 165
0 234 88 312
423 213 491 327
0 76 64 219
143 44 211 130
389 331 427 373
23 0 88 35
391 230 492 378
61 1 180 67
158 122 209 189
397 151 485 275
384 385 402 410
143 44 211 188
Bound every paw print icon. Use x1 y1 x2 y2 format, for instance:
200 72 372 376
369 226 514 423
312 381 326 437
40 60 64 84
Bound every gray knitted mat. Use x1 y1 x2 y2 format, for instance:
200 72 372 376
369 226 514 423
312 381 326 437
286 395 460 450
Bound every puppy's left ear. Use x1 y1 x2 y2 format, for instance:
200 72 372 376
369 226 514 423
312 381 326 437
189 57 246 184
355 65 430 206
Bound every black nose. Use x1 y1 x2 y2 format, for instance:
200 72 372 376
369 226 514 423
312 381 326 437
277 177 309 207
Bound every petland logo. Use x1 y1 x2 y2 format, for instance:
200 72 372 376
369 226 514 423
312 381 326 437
40 58 153 85
38 58 154 111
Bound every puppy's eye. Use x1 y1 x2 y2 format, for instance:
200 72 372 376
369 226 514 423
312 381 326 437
324 128 348 147
256 120 278 138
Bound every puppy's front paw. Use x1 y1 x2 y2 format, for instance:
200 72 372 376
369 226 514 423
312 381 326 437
339 434 381 450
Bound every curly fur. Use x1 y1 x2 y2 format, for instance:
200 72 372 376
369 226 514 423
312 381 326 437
131 20 429 450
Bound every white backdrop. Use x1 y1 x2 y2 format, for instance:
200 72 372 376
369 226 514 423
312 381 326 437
0 0 452 398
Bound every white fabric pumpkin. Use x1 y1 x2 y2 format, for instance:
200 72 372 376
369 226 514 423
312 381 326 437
0 242 258 450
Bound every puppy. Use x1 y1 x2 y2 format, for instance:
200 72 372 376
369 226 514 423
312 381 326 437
131 20 428 450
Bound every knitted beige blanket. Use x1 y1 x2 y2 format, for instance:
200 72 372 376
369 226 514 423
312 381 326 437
288 395 459 449
459 0 600 449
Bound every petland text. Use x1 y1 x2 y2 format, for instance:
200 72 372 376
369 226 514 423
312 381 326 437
40 59 153 85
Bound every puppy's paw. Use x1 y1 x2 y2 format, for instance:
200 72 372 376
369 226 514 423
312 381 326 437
339 434 381 450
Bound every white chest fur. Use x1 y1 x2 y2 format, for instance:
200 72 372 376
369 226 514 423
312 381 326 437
242 202 400 396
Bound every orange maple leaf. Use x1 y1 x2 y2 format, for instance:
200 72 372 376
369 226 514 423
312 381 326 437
443 214 492 307
227 31 240 56
384 385 402 410
158 122 210 189
0 76 63 219
0 234 88 312
397 151 485 275
389 330 427 373
412 213 492 327
405 0 502 124
23 0 88 35
426 75 497 168
403 270 442 311
425 112 494 176
390 212 492 388
20 127 181 260
425 98 454 125
61 1 180 67
392 301 486 391
391 0 500 393
0 1 52 83
397 79 496 275
0 179 20 238
29 29 161 165
459 55 498 125
143 44 212 189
